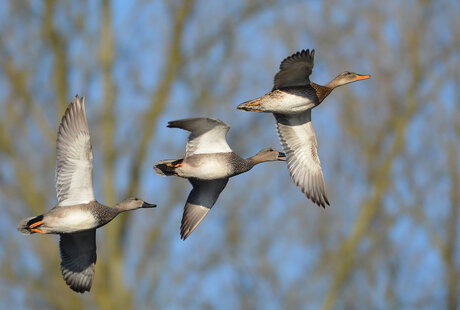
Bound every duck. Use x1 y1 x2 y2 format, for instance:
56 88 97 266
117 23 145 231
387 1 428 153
154 117 286 240
237 49 370 207
17 95 156 293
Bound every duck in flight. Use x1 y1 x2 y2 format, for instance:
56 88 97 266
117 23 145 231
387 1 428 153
154 117 286 240
237 49 370 207
18 95 156 293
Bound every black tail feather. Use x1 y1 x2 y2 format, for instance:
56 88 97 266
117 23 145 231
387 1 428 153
17 215 44 234
154 159 183 176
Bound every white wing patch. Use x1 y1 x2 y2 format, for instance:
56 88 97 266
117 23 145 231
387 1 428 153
167 118 232 156
186 129 232 155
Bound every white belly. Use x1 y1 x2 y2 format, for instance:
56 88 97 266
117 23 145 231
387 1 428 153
179 157 231 180
263 92 316 114
46 209 97 233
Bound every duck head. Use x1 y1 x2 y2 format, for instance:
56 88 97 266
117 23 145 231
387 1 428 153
250 148 286 164
326 71 371 89
116 197 157 212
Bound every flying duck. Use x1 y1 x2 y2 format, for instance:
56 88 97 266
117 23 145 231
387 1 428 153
154 117 285 240
237 49 370 207
18 95 156 293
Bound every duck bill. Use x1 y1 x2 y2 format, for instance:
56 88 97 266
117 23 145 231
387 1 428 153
355 74 371 81
237 102 263 112
142 202 157 208
277 152 287 161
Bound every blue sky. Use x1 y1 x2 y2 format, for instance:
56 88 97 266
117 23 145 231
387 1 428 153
1 0 459 309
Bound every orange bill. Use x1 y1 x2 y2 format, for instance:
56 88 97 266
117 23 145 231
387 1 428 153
277 152 287 161
355 74 371 81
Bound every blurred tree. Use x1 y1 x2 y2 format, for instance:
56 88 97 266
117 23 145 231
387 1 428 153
0 0 459 309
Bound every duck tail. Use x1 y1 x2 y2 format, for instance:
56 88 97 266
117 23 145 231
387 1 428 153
17 215 44 234
154 159 183 176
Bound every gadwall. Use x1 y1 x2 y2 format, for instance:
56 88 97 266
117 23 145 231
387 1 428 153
18 95 156 293
154 117 285 240
237 49 370 207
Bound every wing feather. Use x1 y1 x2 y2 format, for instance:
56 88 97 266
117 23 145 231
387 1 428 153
274 111 329 207
273 49 315 90
59 229 96 293
56 95 95 206
180 178 229 240
168 117 232 156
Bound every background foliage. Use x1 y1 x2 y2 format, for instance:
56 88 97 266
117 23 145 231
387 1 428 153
1 0 459 309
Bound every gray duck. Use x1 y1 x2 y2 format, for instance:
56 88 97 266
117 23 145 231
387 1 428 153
237 49 370 207
154 117 285 240
17 95 156 293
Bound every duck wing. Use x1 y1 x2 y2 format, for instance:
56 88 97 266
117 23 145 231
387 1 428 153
55 95 95 207
180 178 229 240
59 229 96 293
274 110 329 207
273 49 315 90
168 117 232 156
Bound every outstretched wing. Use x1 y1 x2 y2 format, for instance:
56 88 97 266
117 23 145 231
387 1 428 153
274 111 329 207
180 178 229 240
59 229 97 293
273 49 315 90
168 117 232 156
55 95 95 206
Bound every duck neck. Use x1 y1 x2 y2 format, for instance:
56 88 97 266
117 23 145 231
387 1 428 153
246 156 264 167
91 202 120 226
114 202 132 213
310 82 333 103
